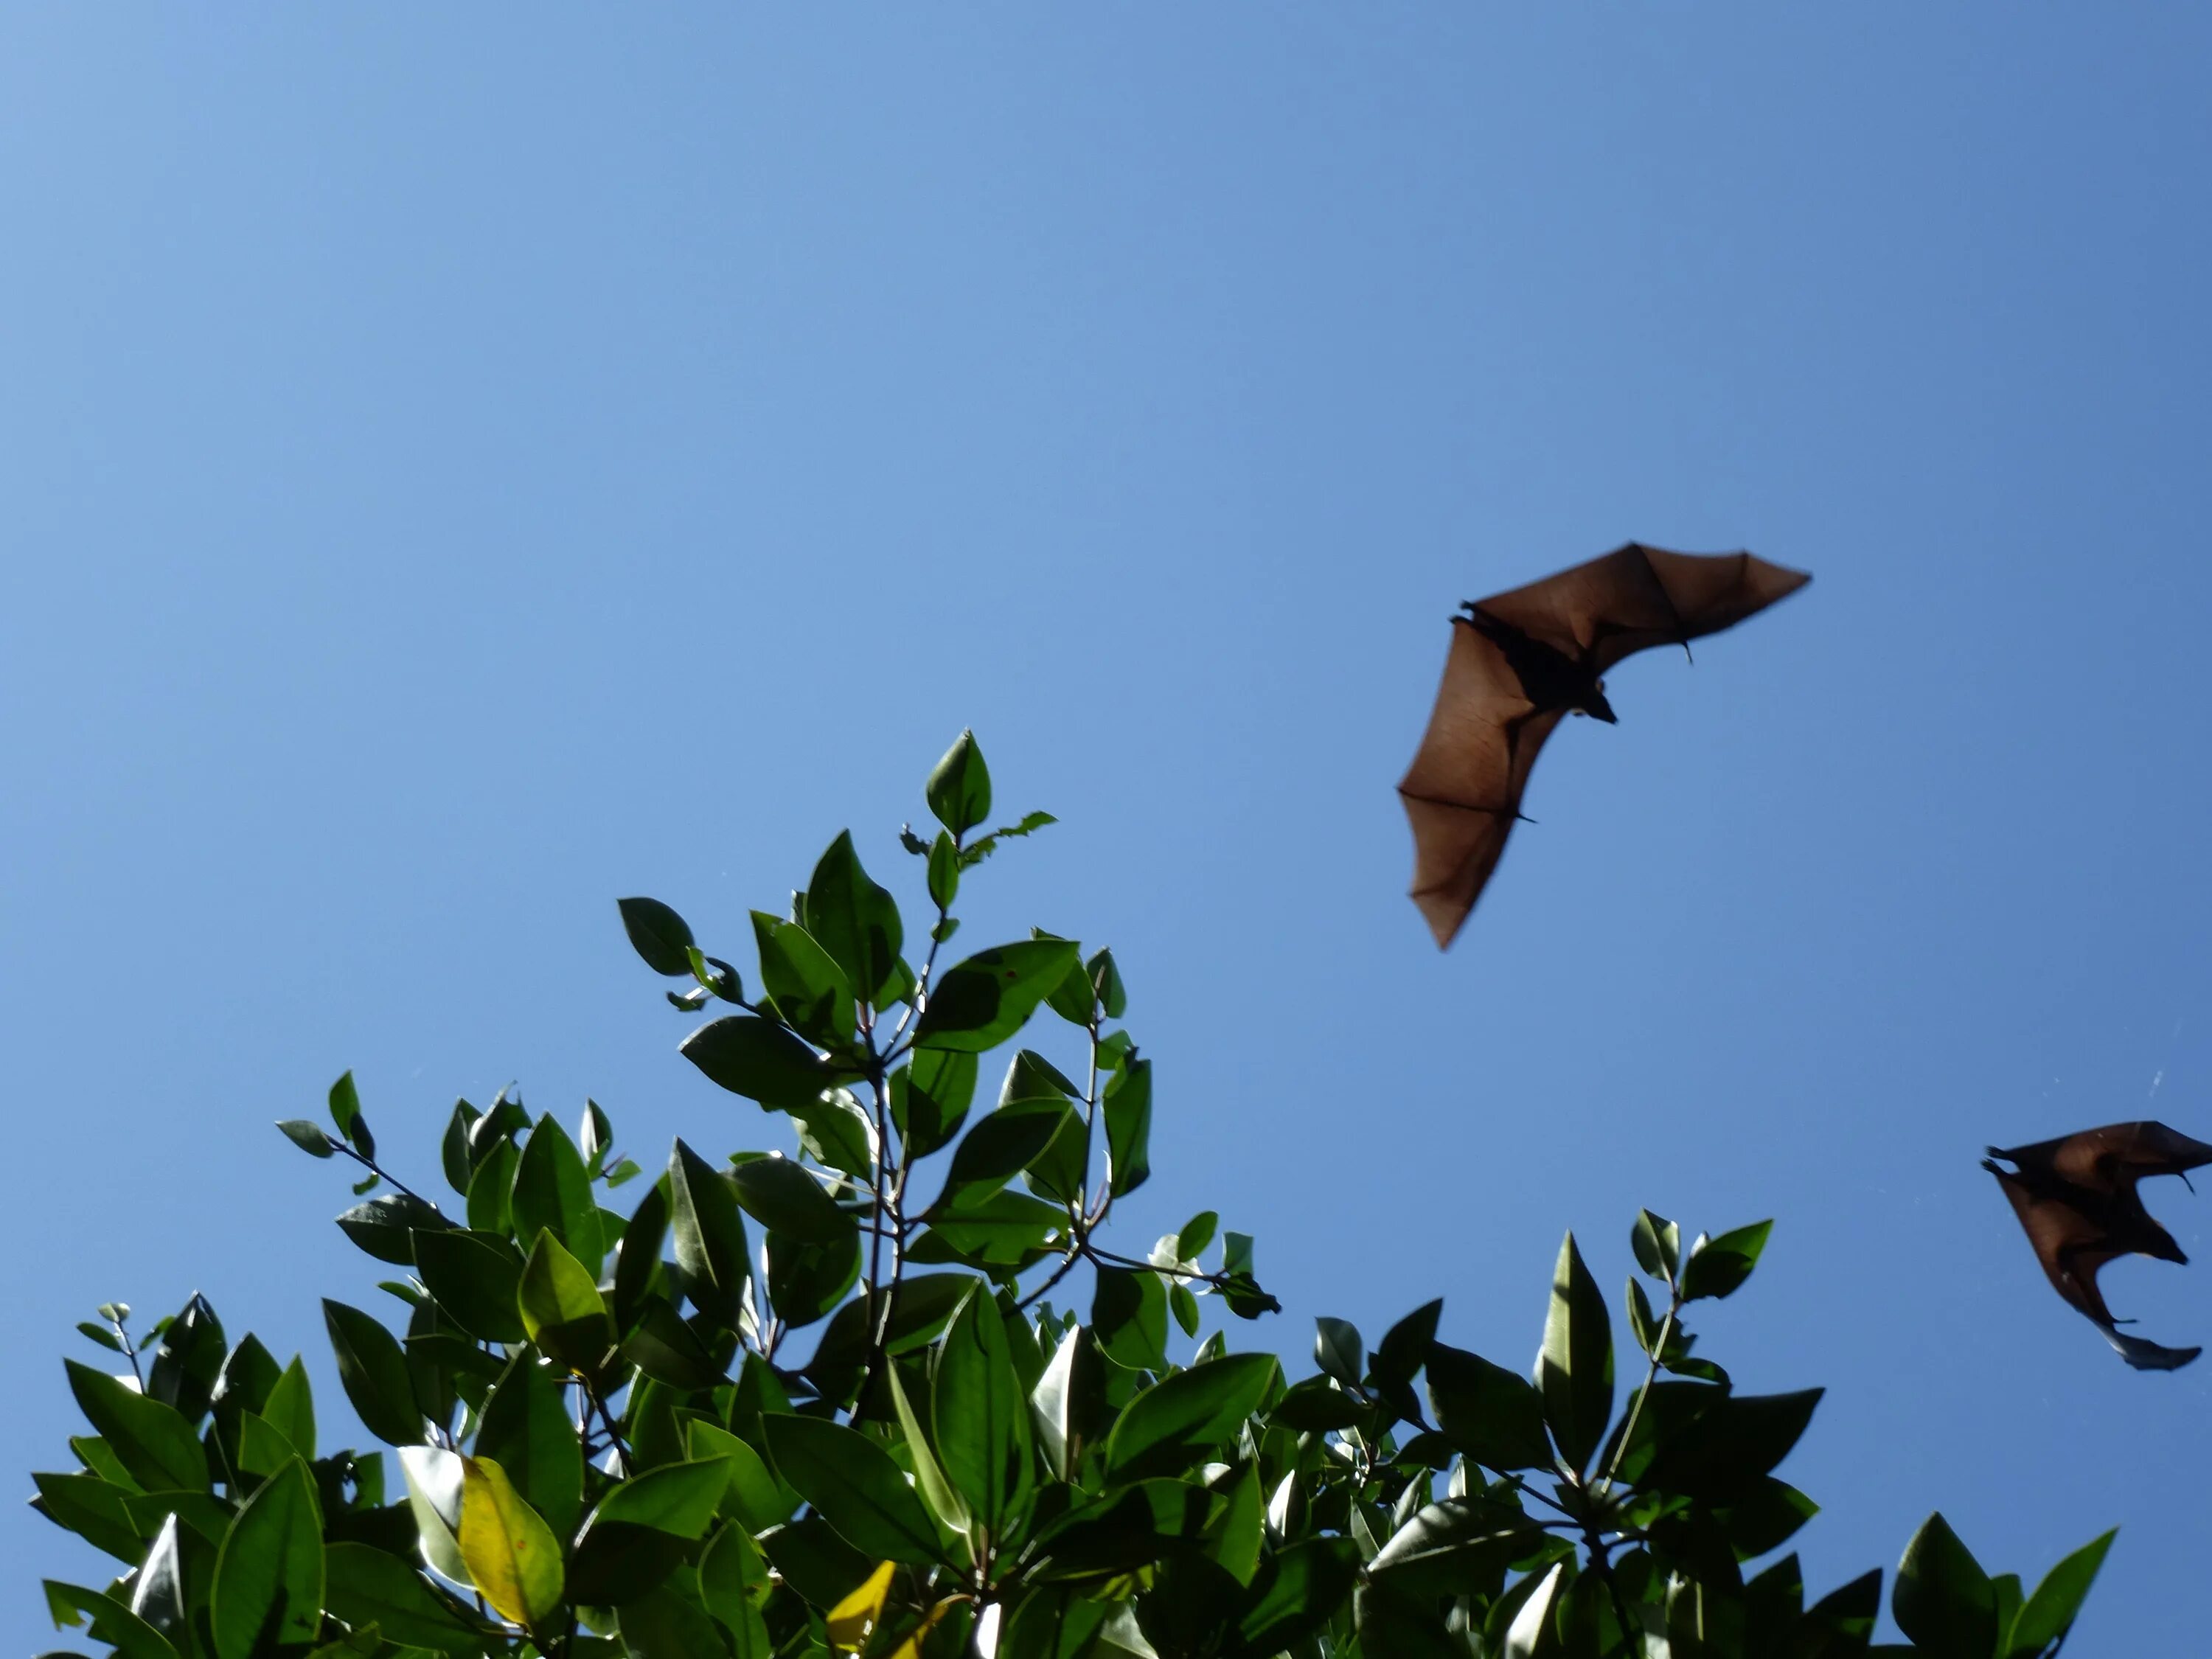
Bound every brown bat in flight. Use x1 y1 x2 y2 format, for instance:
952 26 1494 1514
1983 1121 2212 1371
1397 543 1811 948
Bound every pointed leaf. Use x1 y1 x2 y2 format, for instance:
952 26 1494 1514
620 897 697 976
2008 1528 2115 1657
683 1015 835 1111
212 1457 324 1659
927 731 992 835
762 1413 945 1565
323 1301 422 1447
459 1455 565 1632
63 1362 206 1494
1537 1233 1613 1475
806 831 905 1008
1893 1512 1997 1659
511 1115 605 1271
912 940 1082 1052
669 1138 751 1321
1105 1353 1280 1483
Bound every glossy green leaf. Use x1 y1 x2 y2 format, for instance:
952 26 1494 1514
1630 1210 1680 1281
687 1419 798 1530
927 729 992 834
806 830 904 1007
335 1194 449 1266
255 1354 314 1462
886 1360 971 1538
29 1472 143 1562
620 897 697 976
397 1444 470 1584
764 1228 863 1328
466 1140 519 1237
63 1362 206 1495
1239 1536 1363 1654
459 1455 564 1633
323 1301 421 1447
892 1049 976 1159
212 1457 323 1659
277 1120 335 1158
510 1115 604 1272
1102 1055 1152 1197
624 1295 733 1389
681 1015 833 1111
1537 1232 1613 1475
1105 1352 1279 1483
412 1229 526 1345
936 1286 1029 1538
928 829 961 911
911 939 1081 1052
751 911 855 1046
584 1456 730 1542
45 1577 181 1659
727 1153 854 1245
323 1543 486 1653
938 1099 1077 1207
1640 1388 1824 1503
2008 1528 2115 1657
475 1357 583 1543
1681 1220 1773 1303
1093 1267 1169 1371
1426 1342 1551 1472
762 1412 945 1565
669 1138 751 1321
517 1231 614 1370
613 1175 670 1335
698 1523 773 1658
1894 1511 1996 1658
1315 1317 1363 1388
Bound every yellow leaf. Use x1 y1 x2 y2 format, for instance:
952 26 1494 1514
825 1559 897 1651
459 1455 565 1633
883 1598 956 1659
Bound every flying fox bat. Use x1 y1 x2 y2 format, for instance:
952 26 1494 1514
1397 543 1811 948
1983 1121 2212 1371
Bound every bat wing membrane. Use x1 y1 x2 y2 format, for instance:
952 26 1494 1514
1397 623 1564 949
1474 545 1812 676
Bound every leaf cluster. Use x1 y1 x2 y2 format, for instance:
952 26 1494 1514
30 735 2112 1659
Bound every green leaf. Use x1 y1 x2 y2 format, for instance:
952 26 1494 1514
459 1455 565 1634
912 939 1082 1052
936 1287 1029 1538
397 1444 470 1584
1102 1055 1152 1197
688 1419 798 1530
806 830 905 1006
927 729 992 835
669 1138 751 1321
277 1120 335 1158
762 1413 945 1565
587 1457 731 1545
624 1295 735 1388
1239 1537 1363 1654
1032 1325 1107 1484
1370 1497 1540 1599
892 1049 976 1158
324 1543 486 1653
620 897 697 976
681 1015 835 1111
335 1194 450 1266
727 1153 855 1245
475 1357 584 1543
412 1229 527 1344
511 1115 605 1272
928 830 961 911
212 1457 324 1659
441 1101 481 1195
698 1523 773 1658
1315 1318 1364 1388
1105 1353 1280 1483
63 1361 206 1493
1681 1220 1773 1302
1537 1232 1613 1475
886 1360 971 1538
262 1355 316 1461
2008 1528 2115 1657
1638 1388 1823 1503
29 1472 144 1562
751 911 856 1046
790 1089 878 1177
466 1140 519 1237
1427 1342 1551 1472
938 1099 1078 1208
1630 1210 1680 1281
614 1175 671 1335
1093 1267 1169 1371
619 1584 727 1658
1893 1512 1997 1659
517 1231 614 1371
44 1577 181 1659
765 1228 863 1329
327 1071 369 1153
323 1301 422 1447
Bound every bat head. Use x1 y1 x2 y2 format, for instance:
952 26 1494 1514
1571 681 1618 725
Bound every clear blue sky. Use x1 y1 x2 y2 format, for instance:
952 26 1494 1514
6 7 2209 1647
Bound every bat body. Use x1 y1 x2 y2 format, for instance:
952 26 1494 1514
1397 543 1812 948
1982 1121 2212 1371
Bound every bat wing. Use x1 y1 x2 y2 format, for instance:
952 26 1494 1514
1397 621 1567 949
1987 1161 2200 1368
2028 1120 2212 1191
1472 545 1811 676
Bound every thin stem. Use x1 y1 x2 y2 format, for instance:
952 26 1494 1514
1596 1284 1680 1499
327 1139 445 1215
